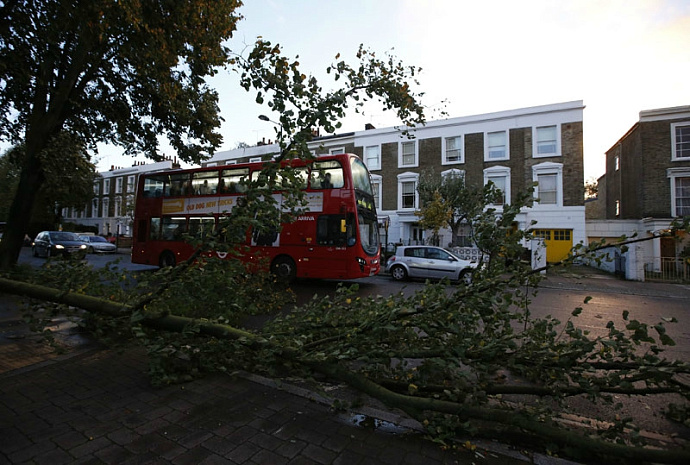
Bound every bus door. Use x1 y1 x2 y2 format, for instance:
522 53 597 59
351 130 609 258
305 214 352 278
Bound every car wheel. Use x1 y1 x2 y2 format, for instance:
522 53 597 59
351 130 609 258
390 265 408 281
459 269 473 285
32 247 38 257
271 256 297 283
159 251 176 268
88 246 94 254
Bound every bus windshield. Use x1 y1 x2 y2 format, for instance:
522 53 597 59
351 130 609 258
350 157 373 195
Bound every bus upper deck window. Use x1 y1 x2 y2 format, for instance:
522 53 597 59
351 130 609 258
143 176 166 198
311 161 344 189
192 171 219 195
220 168 249 193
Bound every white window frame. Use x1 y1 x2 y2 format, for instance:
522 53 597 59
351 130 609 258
364 145 381 171
532 125 561 158
103 179 111 194
614 155 620 171
127 175 136 193
329 147 346 155
249 157 262 163
102 197 109 218
93 181 100 195
484 130 509 161
483 166 511 207
667 167 690 217
532 162 564 207
370 174 382 209
398 140 418 168
671 122 690 161
114 197 122 217
442 135 464 165
92 199 99 218
397 172 419 211
115 177 123 194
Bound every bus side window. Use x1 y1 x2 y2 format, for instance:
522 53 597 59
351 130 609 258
221 168 249 193
149 218 161 240
161 217 186 241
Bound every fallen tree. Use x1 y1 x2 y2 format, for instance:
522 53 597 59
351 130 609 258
1 263 689 464
2 218 689 464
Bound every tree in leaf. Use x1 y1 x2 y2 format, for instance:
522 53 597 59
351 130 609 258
416 170 506 248
415 190 450 246
0 0 242 268
0 134 97 229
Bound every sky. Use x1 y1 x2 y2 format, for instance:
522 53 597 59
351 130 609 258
89 0 690 180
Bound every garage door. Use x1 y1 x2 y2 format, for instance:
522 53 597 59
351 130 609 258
533 229 573 263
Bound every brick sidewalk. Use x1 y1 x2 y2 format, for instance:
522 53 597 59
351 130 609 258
0 347 530 464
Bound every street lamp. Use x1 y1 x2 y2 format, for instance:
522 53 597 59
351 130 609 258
258 114 280 126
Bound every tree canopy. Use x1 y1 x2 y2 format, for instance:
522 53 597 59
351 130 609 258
0 0 242 268
417 170 509 248
0 134 98 229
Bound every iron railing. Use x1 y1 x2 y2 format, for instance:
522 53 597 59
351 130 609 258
644 257 690 282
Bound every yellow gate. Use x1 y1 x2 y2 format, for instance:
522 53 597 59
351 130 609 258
533 229 573 263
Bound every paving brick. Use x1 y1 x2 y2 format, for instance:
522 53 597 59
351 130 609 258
52 429 89 449
248 431 284 451
0 426 31 454
171 446 215 465
8 438 57 462
33 447 74 465
321 432 352 453
107 427 141 446
202 435 237 456
70 436 113 459
178 429 214 449
251 448 290 465
226 441 261 462
94 443 137 463
331 449 365 465
134 417 170 435
302 444 337 464
275 439 307 459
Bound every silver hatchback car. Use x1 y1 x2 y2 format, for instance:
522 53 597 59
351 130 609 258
78 235 118 254
386 245 477 283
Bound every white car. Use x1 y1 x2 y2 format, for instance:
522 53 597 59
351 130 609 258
78 235 117 254
386 246 477 284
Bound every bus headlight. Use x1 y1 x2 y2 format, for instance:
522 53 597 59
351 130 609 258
356 257 366 270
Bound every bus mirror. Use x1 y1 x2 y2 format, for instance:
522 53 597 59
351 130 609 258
341 219 347 233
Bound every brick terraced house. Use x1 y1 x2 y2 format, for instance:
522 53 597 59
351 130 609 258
588 105 690 281
62 158 180 238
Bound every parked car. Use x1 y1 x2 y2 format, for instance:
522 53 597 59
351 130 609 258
78 235 117 254
386 245 477 284
32 231 87 259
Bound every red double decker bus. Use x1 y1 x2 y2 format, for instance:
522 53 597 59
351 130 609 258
131 153 381 280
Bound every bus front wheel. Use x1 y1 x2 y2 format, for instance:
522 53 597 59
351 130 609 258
271 256 296 283
159 251 176 268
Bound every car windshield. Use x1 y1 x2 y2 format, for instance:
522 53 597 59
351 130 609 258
51 232 79 241
90 236 108 243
